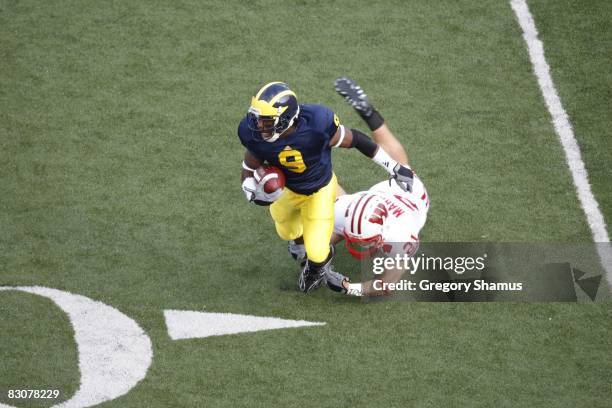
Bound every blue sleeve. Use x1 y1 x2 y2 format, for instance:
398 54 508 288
237 118 250 148
314 105 340 143
237 118 262 160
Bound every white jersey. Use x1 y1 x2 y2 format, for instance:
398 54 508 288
334 175 429 256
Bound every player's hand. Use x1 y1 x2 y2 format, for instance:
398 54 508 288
242 177 258 202
257 187 283 204
391 163 414 192
242 177 283 205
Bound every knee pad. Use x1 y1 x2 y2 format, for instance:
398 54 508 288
275 222 302 241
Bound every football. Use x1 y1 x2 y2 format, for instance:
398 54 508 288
254 165 286 194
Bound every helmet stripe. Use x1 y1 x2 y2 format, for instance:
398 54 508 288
255 82 284 100
269 89 297 106
357 194 376 235
349 193 367 235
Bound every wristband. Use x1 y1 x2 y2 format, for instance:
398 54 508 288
372 147 398 174
242 161 257 172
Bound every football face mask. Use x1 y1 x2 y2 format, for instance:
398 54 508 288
343 232 383 260
247 109 287 142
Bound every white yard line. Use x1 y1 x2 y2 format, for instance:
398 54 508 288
510 0 612 291
0 286 153 408
164 310 326 340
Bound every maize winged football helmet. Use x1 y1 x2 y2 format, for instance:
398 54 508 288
247 82 299 142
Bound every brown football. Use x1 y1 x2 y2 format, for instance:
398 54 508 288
254 165 286 194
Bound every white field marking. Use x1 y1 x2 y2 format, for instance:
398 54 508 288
0 286 153 408
164 310 326 340
510 0 612 290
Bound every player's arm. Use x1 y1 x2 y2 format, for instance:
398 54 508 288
332 77 414 191
241 150 262 182
370 123 409 166
329 126 414 192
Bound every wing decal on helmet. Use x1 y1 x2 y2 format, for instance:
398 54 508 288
269 90 296 106
255 81 284 100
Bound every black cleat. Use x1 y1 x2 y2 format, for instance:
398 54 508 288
334 77 373 117
298 246 335 293
298 263 327 293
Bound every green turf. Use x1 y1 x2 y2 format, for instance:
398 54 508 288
1 0 610 407
0 291 78 407
528 0 612 240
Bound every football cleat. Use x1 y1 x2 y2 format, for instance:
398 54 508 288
298 263 327 293
298 246 334 293
288 240 306 262
298 263 329 293
334 77 373 117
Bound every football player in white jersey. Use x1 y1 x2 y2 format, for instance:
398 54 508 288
325 77 430 296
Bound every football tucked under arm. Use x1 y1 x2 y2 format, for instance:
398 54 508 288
253 165 285 200
241 161 285 206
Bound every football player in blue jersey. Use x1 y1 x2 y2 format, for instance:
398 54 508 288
238 81 414 293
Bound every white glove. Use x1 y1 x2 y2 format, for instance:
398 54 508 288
241 177 283 204
345 282 363 297
259 187 283 203
242 177 258 202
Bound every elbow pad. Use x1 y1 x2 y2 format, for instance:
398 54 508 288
350 128 378 158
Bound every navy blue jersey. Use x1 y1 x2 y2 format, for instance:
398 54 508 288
238 104 339 195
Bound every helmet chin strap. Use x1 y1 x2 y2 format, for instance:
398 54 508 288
264 133 280 143
263 116 282 143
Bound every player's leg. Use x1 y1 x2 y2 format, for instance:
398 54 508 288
298 174 338 292
269 189 305 243
330 184 349 245
334 77 409 165
276 182 346 262
301 175 337 262
336 184 346 197
271 191 310 265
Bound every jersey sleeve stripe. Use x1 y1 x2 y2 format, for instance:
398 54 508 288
332 125 345 148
